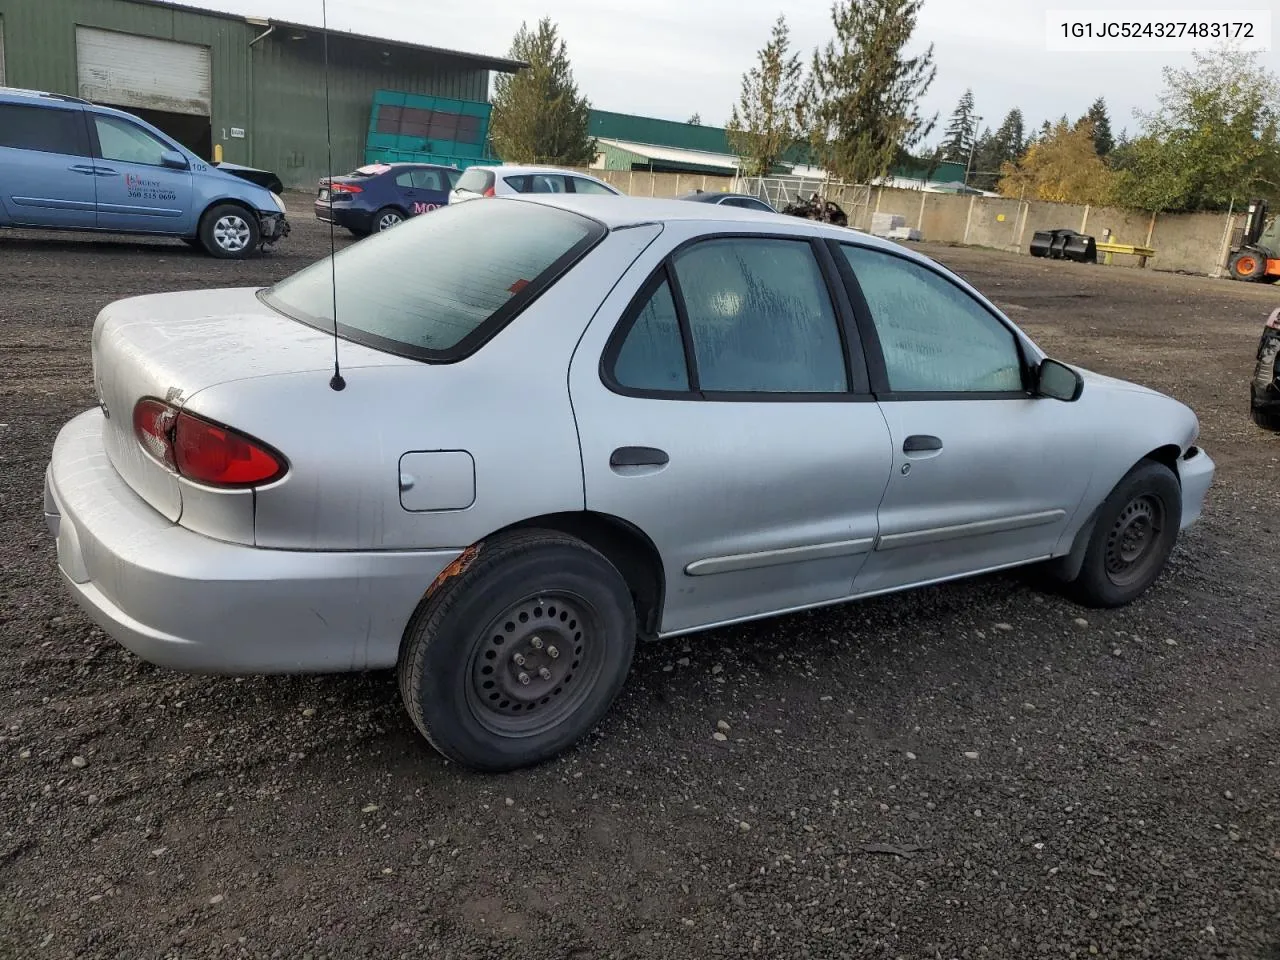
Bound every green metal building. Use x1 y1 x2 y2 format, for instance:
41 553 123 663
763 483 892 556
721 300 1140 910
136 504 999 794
0 0 522 187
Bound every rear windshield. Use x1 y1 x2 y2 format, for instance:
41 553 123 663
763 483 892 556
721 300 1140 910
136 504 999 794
348 163 392 178
454 167 495 194
261 200 605 361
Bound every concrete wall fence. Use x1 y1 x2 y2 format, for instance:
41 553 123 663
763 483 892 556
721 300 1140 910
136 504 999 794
572 167 1243 280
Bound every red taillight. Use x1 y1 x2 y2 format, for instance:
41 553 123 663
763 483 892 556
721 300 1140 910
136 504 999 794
132 399 286 488
132 398 177 470
483 186 495 197
331 182 363 194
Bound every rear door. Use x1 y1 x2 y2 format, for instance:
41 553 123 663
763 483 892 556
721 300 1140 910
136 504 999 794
88 113 194 233
833 240 1095 595
567 176 618 196
0 101 97 229
569 225 894 635
406 167 450 216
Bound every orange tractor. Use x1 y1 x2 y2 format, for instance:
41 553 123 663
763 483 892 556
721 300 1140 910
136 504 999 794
1228 198 1280 283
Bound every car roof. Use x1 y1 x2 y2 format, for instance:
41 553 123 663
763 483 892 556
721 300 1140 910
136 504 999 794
466 164 608 179
677 192 770 204
0 86 91 106
508 193 892 244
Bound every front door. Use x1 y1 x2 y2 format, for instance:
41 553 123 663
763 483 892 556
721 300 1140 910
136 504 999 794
0 101 97 229
89 113 193 233
833 241 1095 595
570 227 894 635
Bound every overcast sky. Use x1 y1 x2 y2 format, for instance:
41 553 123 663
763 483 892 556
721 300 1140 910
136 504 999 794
184 0 1277 144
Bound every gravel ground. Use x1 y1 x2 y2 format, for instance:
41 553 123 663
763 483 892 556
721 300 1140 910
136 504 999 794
3 203 1280 960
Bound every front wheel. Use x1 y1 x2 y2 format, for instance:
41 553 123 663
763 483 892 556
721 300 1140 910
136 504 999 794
199 204 260 259
1066 459 1182 608
397 530 637 772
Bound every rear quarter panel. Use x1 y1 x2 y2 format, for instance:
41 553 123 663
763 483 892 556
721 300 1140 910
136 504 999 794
187 222 666 550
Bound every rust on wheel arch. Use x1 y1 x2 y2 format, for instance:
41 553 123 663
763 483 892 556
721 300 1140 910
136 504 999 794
425 542 483 600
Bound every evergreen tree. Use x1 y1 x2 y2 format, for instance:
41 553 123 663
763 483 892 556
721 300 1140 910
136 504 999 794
941 88 977 162
726 15 805 176
1085 96 1114 155
805 0 937 183
489 19 594 165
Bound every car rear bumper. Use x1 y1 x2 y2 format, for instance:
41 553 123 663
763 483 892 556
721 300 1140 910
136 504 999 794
313 202 367 231
45 409 461 674
1177 445 1214 530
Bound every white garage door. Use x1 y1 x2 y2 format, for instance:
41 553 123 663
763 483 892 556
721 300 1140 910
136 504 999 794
76 27 211 116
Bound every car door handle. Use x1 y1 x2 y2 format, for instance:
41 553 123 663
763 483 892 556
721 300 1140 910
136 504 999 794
903 435 943 453
93 167 117 177
610 446 669 468
68 165 96 175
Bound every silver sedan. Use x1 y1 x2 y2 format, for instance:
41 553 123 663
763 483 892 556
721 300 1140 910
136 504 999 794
44 195 1215 771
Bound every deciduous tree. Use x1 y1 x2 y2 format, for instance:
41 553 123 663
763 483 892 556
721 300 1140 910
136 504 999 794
1111 46 1280 211
997 119 1116 204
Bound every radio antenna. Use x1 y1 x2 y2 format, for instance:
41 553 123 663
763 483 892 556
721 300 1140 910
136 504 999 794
321 0 345 391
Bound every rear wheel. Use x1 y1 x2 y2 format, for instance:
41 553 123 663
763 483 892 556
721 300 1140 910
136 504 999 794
1229 248 1267 281
199 204 259 259
1251 405 1280 430
397 529 636 772
373 207 405 232
1066 460 1181 608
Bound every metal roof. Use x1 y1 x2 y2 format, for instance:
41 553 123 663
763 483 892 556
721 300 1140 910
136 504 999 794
123 0 527 72
595 138 741 174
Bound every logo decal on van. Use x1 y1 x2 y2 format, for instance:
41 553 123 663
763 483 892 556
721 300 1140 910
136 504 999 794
125 173 177 202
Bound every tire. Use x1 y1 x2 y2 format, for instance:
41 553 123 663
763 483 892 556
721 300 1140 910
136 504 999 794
1228 248 1267 282
199 204 260 259
397 529 637 772
1066 459 1182 608
1251 405 1280 430
373 207 405 233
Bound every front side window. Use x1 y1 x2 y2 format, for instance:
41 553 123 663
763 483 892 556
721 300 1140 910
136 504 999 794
94 115 170 166
0 103 89 156
263 199 604 359
670 238 847 394
611 275 690 393
840 245 1024 394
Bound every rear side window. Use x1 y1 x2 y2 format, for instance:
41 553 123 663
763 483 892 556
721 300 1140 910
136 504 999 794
411 168 446 190
0 103 90 156
262 200 605 361
455 168 494 194
672 238 848 393
611 276 690 392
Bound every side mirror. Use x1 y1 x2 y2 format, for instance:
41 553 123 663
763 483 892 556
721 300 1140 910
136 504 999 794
160 150 189 170
1035 358 1084 402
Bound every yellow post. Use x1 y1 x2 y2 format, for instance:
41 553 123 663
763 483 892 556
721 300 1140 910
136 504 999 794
213 143 223 163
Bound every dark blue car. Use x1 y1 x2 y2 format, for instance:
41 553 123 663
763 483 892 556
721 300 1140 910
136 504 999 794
314 162 460 237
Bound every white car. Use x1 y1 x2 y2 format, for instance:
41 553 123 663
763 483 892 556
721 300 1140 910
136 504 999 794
448 164 621 204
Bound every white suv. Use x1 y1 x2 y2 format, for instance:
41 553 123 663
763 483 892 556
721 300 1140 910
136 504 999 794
448 164 622 204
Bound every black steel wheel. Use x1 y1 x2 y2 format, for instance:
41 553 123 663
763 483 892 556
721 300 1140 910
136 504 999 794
1067 459 1181 608
1102 494 1166 588
464 593 603 737
397 529 636 772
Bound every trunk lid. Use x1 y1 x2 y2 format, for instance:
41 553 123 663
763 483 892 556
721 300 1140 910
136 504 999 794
91 286 407 522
